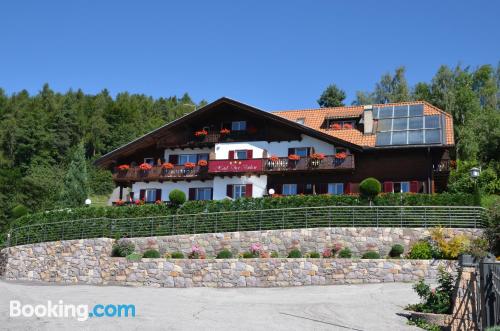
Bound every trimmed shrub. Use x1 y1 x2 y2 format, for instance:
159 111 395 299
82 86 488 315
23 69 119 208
170 251 184 259
338 248 352 258
359 177 382 200
308 251 321 258
362 251 381 259
11 204 29 219
126 253 142 261
142 249 161 258
270 251 279 258
288 249 302 258
216 249 233 259
408 241 433 259
111 238 135 257
389 244 405 258
169 189 186 205
242 251 255 258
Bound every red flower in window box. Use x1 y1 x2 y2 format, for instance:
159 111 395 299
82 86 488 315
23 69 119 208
139 162 153 171
162 162 174 170
220 128 230 135
330 123 342 130
197 159 208 167
194 129 208 137
335 152 347 159
269 155 279 162
311 153 325 160
288 154 300 161
342 123 353 129
115 199 125 206
117 164 130 171
184 162 196 169
135 199 145 205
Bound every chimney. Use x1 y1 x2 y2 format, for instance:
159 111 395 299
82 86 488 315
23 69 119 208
363 105 374 134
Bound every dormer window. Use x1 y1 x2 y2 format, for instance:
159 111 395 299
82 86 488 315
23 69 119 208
231 121 247 131
328 120 356 130
295 118 305 125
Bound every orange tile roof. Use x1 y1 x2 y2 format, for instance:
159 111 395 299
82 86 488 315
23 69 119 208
273 101 454 148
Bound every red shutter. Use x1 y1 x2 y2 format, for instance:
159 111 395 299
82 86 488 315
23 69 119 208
168 155 178 164
245 184 253 197
228 151 235 160
226 184 233 198
288 148 294 156
410 181 419 193
139 189 145 200
247 150 253 159
155 189 162 201
188 188 196 200
344 183 351 194
384 182 394 193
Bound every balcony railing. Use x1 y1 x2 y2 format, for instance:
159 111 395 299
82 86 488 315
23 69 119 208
113 165 207 182
264 155 355 172
208 159 263 173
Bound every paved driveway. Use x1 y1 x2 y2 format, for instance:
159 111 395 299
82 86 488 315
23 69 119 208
0 281 420 331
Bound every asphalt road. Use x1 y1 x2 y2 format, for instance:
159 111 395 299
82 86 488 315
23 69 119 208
0 281 421 331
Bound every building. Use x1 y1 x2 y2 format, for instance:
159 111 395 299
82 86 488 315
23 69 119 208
94 97 454 203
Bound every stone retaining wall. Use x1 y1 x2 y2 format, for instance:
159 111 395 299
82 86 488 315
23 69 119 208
128 227 482 257
3 238 457 287
0 251 7 277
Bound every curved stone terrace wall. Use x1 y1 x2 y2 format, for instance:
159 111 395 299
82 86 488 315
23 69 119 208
2 238 459 287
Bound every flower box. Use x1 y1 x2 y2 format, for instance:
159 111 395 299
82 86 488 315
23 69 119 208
269 155 279 162
330 123 342 130
197 159 208 167
335 152 347 159
311 153 325 160
117 164 130 171
194 129 208 138
139 163 153 171
288 154 300 161
184 162 196 169
162 162 174 170
220 128 230 135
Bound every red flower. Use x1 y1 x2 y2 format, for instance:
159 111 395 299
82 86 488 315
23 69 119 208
288 154 300 161
162 162 174 169
139 163 153 171
184 162 196 169
117 164 130 171
155 200 162 205
220 128 230 135
330 123 342 130
335 152 347 159
269 155 279 162
194 129 208 137
311 153 325 160
134 199 144 205
115 199 125 206
197 159 208 167
343 123 353 129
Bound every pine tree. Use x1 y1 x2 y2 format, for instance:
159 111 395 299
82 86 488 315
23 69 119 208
59 143 89 207
317 84 346 107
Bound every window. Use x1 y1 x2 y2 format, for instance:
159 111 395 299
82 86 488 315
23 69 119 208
393 182 410 193
282 184 297 195
328 183 344 195
327 120 356 129
144 158 155 165
195 188 212 201
296 118 305 125
179 154 198 165
235 150 248 160
233 185 246 199
231 121 247 131
145 189 158 202
293 147 309 157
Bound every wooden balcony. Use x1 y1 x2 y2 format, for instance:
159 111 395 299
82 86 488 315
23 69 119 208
264 155 355 172
113 165 208 182
208 159 263 173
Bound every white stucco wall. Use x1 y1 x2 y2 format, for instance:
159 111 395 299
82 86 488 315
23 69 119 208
214 134 336 159
213 175 267 199
131 180 214 201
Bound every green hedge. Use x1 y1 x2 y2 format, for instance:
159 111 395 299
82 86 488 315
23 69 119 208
12 193 476 230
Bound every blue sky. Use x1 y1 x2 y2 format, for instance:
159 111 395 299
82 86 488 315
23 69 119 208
1 1 499 110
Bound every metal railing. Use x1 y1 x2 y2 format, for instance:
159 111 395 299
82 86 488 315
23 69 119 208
3 205 487 247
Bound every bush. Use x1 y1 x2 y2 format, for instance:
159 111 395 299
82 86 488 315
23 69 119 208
270 251 279 258
408 268 455 314
170 251 184 259
169 189 186 205
216 249 233 259
11 204 29 219
126 253 142 261
430 227 471 259
338 248 352 258
408 241 433 259
111 238 135 257
362 251 380 259
389 244 405 258
242 251 255 258
359 177 382 200
308 251 320 258
142 249 161 258
287 249 302 258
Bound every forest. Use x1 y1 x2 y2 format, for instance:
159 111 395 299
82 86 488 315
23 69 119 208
0 63 498 234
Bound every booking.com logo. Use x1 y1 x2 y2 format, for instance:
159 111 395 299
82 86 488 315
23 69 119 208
10 300 136 322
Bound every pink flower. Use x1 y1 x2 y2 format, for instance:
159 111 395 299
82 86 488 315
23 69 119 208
322 248 332 258
250 243 262 254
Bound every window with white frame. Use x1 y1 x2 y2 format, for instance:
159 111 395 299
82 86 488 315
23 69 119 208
292 147 309 157
233 185 246 199
231 121 247 131
235 150 248 159
282 184 297 195
195 188 212 201
394 181 410 193
328 183 344 195
145 189 158 202
178 154 198 165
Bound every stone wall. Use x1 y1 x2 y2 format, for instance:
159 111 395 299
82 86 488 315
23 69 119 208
0 251 7 277
128 227 482 257
2 238 458 287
